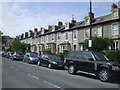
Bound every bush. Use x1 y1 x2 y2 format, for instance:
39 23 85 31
106 50 120 63
84 36 113 52
43 49 52 54
58 50 69 61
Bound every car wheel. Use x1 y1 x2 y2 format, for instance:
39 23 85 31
48 63 52 69
99 69 110 82
68 64 76 74
37 61 41 66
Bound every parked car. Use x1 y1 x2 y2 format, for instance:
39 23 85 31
64 51 120 82
38 54 64 69
1 51 7 57
9 52 14 59
23 53 39 64
11 52 24 60
5 51 14 58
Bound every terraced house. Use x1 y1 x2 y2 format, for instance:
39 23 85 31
19 3 120 54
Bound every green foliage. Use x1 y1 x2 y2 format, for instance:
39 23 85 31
84 36 113 52
0 31 7 44
0 31 7 50
11 38 29 53
2 36 7 44
106 50 120 63
58 50 69 61
43 49 52 54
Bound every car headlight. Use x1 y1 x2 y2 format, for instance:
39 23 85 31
112 66 120 71
52 62 57 64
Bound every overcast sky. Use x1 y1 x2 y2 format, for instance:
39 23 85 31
0 1 119 38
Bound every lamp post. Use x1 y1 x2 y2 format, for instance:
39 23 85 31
89 0 92 48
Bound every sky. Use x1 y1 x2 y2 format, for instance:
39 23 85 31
0 1 119 38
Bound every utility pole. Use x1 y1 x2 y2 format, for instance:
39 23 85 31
90 0 92 40
89 0 92 48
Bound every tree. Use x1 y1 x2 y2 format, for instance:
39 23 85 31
11 38 29 53
84 36 113 52
0 31 7 50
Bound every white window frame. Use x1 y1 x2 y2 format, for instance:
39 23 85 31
97 27 102 37
65 23 70 30
73 31 77 39
113 24 118 35
113 11 118 17
85 29 90 38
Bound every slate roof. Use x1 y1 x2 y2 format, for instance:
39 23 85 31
20 12 120 39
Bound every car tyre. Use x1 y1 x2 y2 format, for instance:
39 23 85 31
38 61 41 66
99 69 110 82
68 64 76 74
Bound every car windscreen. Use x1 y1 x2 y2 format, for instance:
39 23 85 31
92 52 108 61
16 52 23 55
30 53 38 57
48 55 59 60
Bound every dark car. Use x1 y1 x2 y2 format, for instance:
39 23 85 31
11 52 24 60
38 54 64 69
64 51 120 82
23 53 39 64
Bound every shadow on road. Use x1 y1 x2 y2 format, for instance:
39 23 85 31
75 72 120 84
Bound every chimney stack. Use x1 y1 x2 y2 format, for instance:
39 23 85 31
34 28 38 32
111 3 118 10
71 15 77 24
58 21 63 26
48 25 53 30
88 12 94 19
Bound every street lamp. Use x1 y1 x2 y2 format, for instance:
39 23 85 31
89 0 92 48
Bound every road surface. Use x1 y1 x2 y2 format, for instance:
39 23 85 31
2 57 120 89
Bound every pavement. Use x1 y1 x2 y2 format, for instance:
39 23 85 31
2 57 120 89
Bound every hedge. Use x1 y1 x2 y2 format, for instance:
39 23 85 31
106 50 120 63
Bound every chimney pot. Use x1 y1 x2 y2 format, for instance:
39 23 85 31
111 3 118 10
58 21 63 26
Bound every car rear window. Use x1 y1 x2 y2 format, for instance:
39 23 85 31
16 53 23 55
67 51 83 59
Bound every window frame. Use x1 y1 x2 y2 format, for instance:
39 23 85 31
73 31 77 39
112 24 118 35
85 29 90 38
66 33 68 40
113 11 118 17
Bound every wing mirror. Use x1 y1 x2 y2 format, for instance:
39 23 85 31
45 57 49 60
89 58 94 61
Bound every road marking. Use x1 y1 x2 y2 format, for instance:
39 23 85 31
43 80 64 90
28 74 39 80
